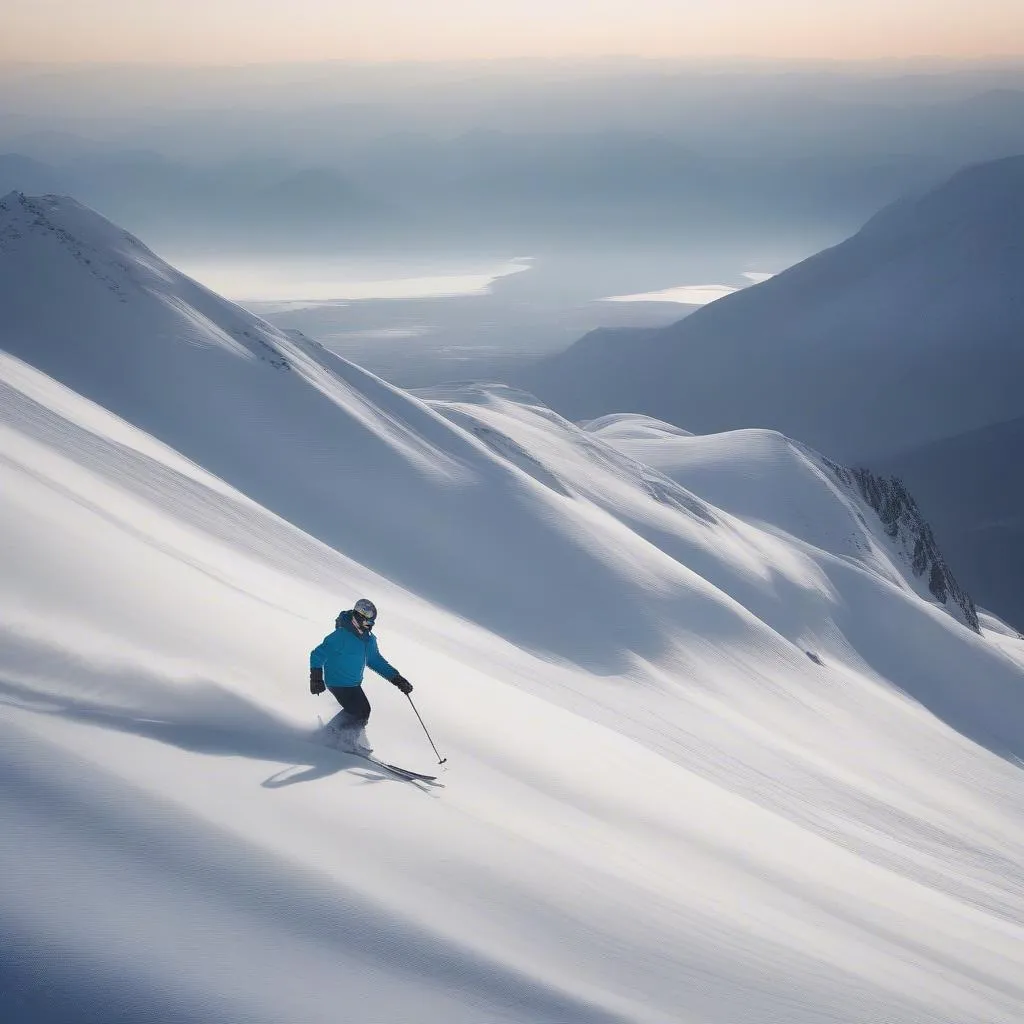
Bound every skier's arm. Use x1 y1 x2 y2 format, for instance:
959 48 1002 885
309 638 330 694
369 637 413 693
366 635 398 680
310 640 329 670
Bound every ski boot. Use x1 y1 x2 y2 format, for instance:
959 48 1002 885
327 712 373 755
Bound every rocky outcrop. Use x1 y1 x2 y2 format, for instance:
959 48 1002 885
828 462 980 631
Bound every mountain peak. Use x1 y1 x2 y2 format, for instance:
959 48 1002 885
1 190 148 252
0 190 164 302
0 192 293 378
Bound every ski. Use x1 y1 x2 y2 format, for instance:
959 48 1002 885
314 720 438 781
356 753 437 782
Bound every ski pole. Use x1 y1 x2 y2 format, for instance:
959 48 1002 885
406 693 447 765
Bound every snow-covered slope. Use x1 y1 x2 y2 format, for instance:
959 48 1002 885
3 196 1024 1023
524 155 1024 463
0 189 716 665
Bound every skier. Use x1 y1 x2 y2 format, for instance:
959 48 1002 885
309 598 413 755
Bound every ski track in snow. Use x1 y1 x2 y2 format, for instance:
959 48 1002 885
1 193 1024 1023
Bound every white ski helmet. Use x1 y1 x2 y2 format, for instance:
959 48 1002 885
353 598 377 627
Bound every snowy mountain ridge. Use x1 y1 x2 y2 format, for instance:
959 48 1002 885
0 190 294 370
0 191 137 302
428 382 980 633
2 196 1024 1023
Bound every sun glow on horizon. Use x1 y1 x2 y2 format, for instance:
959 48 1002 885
3 1 1023 64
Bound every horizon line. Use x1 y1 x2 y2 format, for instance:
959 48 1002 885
3 53 1024 72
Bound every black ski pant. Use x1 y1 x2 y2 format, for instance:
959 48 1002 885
328 685 371 723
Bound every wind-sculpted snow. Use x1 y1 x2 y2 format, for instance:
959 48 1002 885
2 202 1024 1023
583 412 695 441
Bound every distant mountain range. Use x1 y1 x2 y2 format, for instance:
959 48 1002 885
5 113 1020 253
0 152 406 250
0 138 859 251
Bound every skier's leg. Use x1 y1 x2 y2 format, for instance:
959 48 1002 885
326 686 373 753
324 708 371 752
330 686 371 721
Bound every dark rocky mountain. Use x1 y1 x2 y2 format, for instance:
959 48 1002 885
523 155 1024 465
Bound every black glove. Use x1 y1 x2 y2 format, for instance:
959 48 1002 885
391 674 413 695
310 666 325 695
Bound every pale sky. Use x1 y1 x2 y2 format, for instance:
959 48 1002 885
3 0 1023 64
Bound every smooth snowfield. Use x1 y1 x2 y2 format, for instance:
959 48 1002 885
2 195 1024 1023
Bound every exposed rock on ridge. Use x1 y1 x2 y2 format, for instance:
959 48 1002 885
829 461 980 631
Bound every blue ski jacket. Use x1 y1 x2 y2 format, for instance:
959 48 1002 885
310 610 399 689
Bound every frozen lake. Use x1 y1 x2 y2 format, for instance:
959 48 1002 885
176 254 535 303
179 249 797 388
